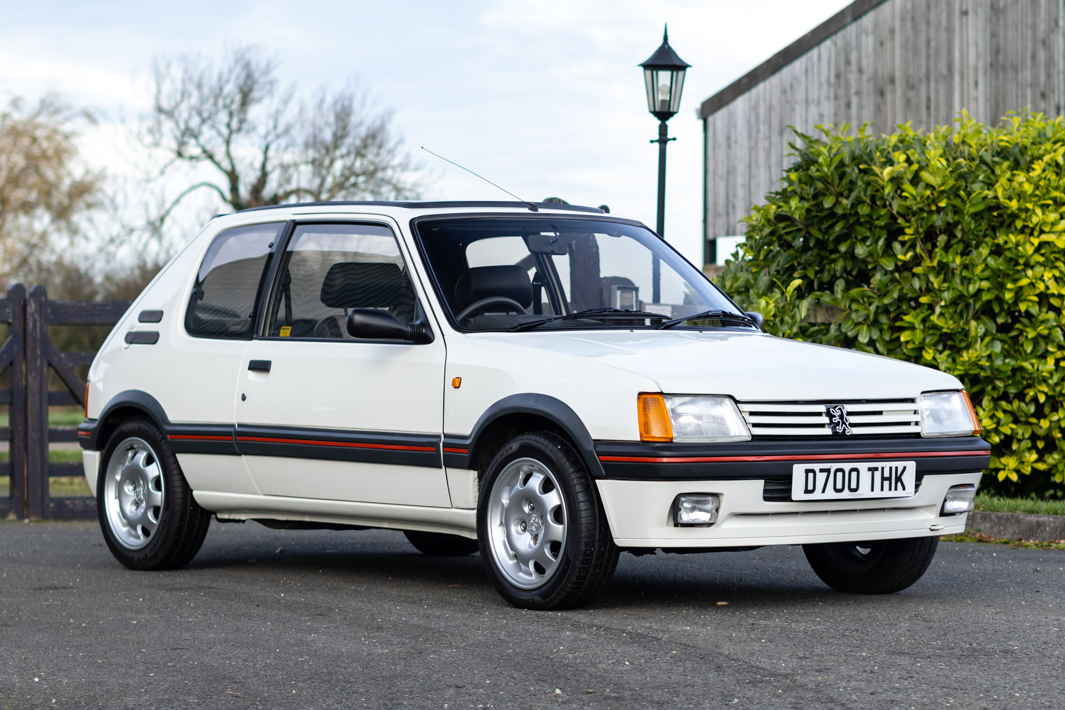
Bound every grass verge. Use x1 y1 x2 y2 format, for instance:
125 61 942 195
0 449 83 464
974 493 1065 516
0 405 84 428
942 531 1065 551
0 476 92 498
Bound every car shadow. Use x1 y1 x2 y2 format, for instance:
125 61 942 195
169 525 969 612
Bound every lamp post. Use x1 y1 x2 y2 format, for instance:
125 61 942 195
640 25 689 303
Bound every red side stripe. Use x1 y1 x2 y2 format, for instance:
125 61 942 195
598 450 989 464
236 435 436 453
169 434 232 442
443 447 469 454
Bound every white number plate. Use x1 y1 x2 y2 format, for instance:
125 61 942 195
791 461 917 500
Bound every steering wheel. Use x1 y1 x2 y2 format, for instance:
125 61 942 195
312 316 343 339
456 297 527 322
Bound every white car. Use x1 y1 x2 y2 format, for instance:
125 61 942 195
78 201 988 609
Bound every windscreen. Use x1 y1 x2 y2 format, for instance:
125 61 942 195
414 217 749 332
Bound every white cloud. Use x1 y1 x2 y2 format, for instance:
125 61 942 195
3 0 852 266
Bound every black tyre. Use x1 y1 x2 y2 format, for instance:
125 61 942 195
97 417 211 570
802 536 939 594
477 432 619 610
404 530 479 556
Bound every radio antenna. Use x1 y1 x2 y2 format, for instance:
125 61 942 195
420 147 538 211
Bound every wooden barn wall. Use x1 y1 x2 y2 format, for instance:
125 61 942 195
704 0 1065 254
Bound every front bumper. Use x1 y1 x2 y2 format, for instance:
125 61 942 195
593 436 989 548
597 472 982 547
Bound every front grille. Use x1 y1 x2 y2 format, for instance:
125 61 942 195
738 400 921 438
761 474 925 502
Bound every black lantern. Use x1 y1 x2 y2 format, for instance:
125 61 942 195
640 25 689 302
640 26 690 122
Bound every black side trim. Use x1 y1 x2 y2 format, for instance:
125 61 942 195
166 424 239 456
124 331 159 345
138 310 163 323
81 390 172 450
443 394 605 478
595 436 990 481
235 425 441 468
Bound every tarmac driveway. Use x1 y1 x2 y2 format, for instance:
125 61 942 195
1 520 1062 709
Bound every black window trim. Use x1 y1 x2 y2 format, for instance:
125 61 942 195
253 219 430 344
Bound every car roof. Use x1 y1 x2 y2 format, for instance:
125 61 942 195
235 200 606 215
203 200 642 238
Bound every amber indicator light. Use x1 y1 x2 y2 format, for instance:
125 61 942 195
637 393 673 442
84 382 90 420
451 377 462 389
962 391 981 436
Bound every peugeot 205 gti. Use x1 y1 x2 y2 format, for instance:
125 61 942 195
78 200 988 609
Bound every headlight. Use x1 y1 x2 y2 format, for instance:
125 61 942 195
918 391 979 437
638 394 751 443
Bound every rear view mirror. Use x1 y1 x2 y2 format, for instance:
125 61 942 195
526 233 569 255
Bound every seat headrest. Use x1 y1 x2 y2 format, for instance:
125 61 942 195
320 262 411 309
454 265 533 310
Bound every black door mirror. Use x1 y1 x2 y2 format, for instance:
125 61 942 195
745 311 764 330
346 309 434 344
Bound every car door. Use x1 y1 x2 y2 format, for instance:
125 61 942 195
235 221 450 507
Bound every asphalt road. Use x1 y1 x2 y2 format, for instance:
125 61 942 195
1 520 1063 709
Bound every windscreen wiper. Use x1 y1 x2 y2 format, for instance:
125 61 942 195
509 308 667 332
655 309 757 330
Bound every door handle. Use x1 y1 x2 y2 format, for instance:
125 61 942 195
248 360 272 372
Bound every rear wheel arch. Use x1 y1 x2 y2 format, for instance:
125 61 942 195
92 390 171 450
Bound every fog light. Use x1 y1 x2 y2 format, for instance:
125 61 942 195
673 494 720 527
941 484 977 515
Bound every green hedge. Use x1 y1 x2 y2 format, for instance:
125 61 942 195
719 113 1065 497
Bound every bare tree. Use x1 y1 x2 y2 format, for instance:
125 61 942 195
0 95 102 281
144 45 419 225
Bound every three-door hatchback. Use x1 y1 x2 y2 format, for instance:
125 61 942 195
79 201 989 609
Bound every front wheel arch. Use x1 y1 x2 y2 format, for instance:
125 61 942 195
465 395 605 480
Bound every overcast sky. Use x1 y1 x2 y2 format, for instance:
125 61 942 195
3 0 852 267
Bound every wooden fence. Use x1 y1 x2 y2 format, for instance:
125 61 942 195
0 284 131 519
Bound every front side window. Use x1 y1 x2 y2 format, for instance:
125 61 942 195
265 223 416 339
185 223 284 339
414 217 749 332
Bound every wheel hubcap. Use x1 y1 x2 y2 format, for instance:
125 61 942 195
103 437 164 550
487 457 567 589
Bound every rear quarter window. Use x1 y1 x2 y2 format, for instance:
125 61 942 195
185 223 285 339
